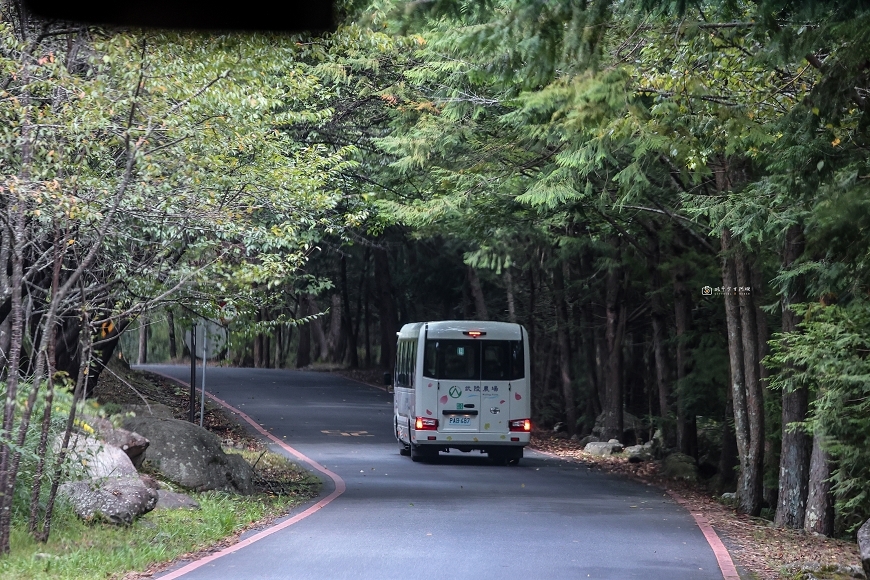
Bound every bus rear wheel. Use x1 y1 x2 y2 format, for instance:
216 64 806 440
397 420 411 456
410 441 436 462
490 448 522 466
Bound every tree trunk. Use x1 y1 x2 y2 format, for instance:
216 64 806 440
137 315 148 365
647 235 671 430
308 295 329 362
374 247 397 370
722 230 754 515
736 248 764 516
804 432 835 536
296 297 311 368
364 275 372 368
467 265 489 320
167 310 177 361
527 262 536 392
262 310 271 369
254 309 264 368
775 224 812 529
273 326 282 368
719 378 739 492
85 320 126 398
0 315 10 375
579 298 602 420
344 254 360 368
602 241 625 442
673 262 696 456
327 293 344 363
553 265 576 437
504 268 517 323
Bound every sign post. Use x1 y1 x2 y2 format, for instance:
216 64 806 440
200 334 207 427
183 320 227 425
188 324 196 423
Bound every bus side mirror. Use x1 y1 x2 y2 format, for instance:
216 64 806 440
383 372 393 386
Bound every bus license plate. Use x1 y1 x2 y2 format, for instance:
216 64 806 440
448 416 471 425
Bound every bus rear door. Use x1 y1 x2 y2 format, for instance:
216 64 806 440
432 340 481 433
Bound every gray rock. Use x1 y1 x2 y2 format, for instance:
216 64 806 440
140 474 160 490
783 561 867 580
584 441 624 456
661 452 698 482
59 476 157 525
624 444 652 463
592 410 644 442
60 434 139 479
577 435 599 448
154 490 201 510
859 518 870 577
122 416 255 494
81 416 150 468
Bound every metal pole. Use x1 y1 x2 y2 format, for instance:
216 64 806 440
189 324 196 423
200 334 207 427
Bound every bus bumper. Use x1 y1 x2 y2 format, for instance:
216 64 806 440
410 430 530 448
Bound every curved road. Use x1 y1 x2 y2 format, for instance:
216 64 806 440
141 365 725 580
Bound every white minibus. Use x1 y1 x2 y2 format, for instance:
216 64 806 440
392 320 531 465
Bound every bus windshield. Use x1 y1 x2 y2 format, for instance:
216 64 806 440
422 340 524 380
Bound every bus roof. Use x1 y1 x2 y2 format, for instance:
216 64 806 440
398 320 524 341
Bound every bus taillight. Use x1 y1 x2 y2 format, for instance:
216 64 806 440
509 418 531 432
415 417 438 430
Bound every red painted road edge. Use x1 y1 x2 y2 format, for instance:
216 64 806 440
532 448 740 580
146 371 346 580
666 490 741 579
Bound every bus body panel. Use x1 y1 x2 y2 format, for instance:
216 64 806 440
394 321 530 458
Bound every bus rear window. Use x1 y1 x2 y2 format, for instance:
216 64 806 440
482 341 524 381
423 340 523 380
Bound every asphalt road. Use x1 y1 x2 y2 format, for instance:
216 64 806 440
141 365 724 580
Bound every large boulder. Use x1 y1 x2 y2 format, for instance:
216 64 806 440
122 416 255 495
624 444 652 463
61 434 139 479
661 452 699 483
592 411 644 443
155 490 201 510
584 440 624 456
57 434 158 524
81 416 150 468
59 477 158 525
859 519 870 577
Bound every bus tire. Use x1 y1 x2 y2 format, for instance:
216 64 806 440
410 441 435 463
491 448 522 466
396 419 411 455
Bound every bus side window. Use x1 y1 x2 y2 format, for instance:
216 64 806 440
423 341 437 378
510 340 525 380
397 340 410 388
410 341 417 388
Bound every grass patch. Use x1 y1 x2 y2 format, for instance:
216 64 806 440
0 451 320 580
